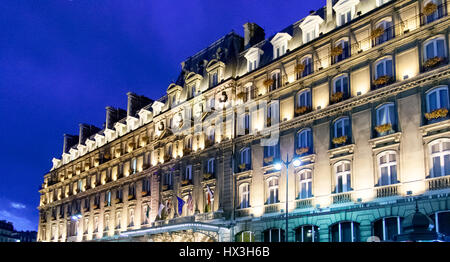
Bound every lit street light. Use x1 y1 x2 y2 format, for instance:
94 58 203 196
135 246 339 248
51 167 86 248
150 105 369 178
275 153 301 242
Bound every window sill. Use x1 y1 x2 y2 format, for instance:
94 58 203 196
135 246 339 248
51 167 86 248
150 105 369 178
368 131 401 149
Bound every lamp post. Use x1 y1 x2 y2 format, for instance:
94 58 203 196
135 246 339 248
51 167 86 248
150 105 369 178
275 153 301 242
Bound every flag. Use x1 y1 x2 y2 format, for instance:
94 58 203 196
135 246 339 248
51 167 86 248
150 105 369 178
187 193 193 213
206 185 214 211
177 196 185 216
158 203 165 218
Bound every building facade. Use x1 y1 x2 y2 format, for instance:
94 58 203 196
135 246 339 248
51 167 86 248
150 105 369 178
38 0 450 242
0 220 19 242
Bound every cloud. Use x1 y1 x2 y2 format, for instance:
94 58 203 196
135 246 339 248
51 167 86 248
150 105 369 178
10 202 26 209
0 210 36 231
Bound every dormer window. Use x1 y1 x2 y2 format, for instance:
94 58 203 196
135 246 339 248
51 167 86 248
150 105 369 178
270 32 292 60
244 47 264 73
209 71 218 87
333 0 360 27
376 0 391 7
299 15 324 44
206 59 225 88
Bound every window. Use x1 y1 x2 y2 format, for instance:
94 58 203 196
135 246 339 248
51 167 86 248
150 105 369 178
270 71 281 91
209 71 218 87
267 177 279 204
189 85 196 98
374 57 393 80
333 117 350 141
377 151 398 186
429 139 450 177
245 47 263 73
426 86 449 113
299 56 313 78
339 10 352 26
115 189 122 202
305 29 316 43
295 225 319 242
263 228 285 242
235 231 254 242
376 0 391 7
209 97 215 109
296 89 311 109
128 184 136 199
430 211 450 237
248 59 257 72
331 222 360 242
164 172 173 187
335 161 351 193
333 75 349 99
131 158 137 174
129 208 134 227
206 127 215 144
423 0 445 24
265 145 277 158
297 128 312 153
184 165 192 181
239 183 250 209
373 217 402 241
186 136 193 149
206 158 215 174
333 39 350 64
240 147 251 166
376 103 395 127
298 169 312 199
373 18 394 46
423 37 447 69
243 113 250 133
116 212 121 229
106 191 111 206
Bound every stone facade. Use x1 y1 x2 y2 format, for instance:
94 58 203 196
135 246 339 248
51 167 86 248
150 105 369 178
38 0 450 242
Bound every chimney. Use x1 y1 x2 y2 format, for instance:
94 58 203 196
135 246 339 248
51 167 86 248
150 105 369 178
326 0 334 24
126 92 153 117
78 124 100 145
243 22 265 50
105 106 127 130
62 134 78 154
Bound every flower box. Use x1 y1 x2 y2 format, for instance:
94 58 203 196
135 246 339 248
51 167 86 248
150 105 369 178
114 198 121 204
264 156 274 164
237 92 246 100
331 46 343 57
93 204 99 209
373 75 392 86
238 163 247 171
162 185 169 191
295 106 311 115
375 123 392 134
205 139 214 147
296 147 309 155
423 2 437 16
163 155 172 162
141 191 148 196
263 79 274 88
425 108 448 120
128 195 134 200
371 27 385 39
331 92 344 103
203 173 212 180
332 136 348 145
423 57 443 69
183 148 192 156
295 64 305 73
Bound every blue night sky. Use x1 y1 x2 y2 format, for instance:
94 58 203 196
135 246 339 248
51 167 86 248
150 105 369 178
0 0 322 231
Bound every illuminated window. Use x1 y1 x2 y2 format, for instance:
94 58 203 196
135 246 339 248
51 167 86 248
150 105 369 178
266 177 279 204
240 147 251 166
423 36 447 64
333 74 349 99
298 169 312 199
429 139 450 178
373 18 394 46
377 151 398 186
299 55 313 78
184 165 192 181
295 225 319 242
374 57 393 79
376 103 396 135
333 39 350 64
270 70 281 91
333 117 350 143
297 128 312 153
296 89 311 109
334 161 351 193
423 0 445 24
263 228 285 242
239 183 250 209
426 86 449 113
235 231 254 242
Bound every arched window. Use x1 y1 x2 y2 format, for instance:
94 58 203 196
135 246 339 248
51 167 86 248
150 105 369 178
423 36 447 71
333 38 350 64
430 211 450 237
376 103 395 127
298 169 312 199
263 228 285 242
300 55 313 78
377 151 398 186
333 117 350 142
240 147 251 165
295 225 319 242
374 57 393 80
296 128 312 154
239 183 250 209
429 139 450 177
334 161 351 193
330 221 360 242
373 216 403 241
206 158 215 174
373 18 393 46
296 89 312 110
270 70 281 91
235 231 254 242
426 86 449 114
423 0 445 24
266 177 279 204
183 165 192 181
332 74 349 100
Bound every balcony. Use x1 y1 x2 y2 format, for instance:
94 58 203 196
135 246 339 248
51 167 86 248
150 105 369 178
203 173 215 181
294 106 312 117
264 203 280 214
371 27 394 47
420 3 447 26
332 192 352 204
428 175 450 191
295 198 312 209
235 208 251 218
422 57 448 73
376 184 399 198
372 75 395 90
237 163 251 173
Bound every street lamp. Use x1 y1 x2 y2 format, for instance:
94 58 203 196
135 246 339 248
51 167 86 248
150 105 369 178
275 153 301 242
